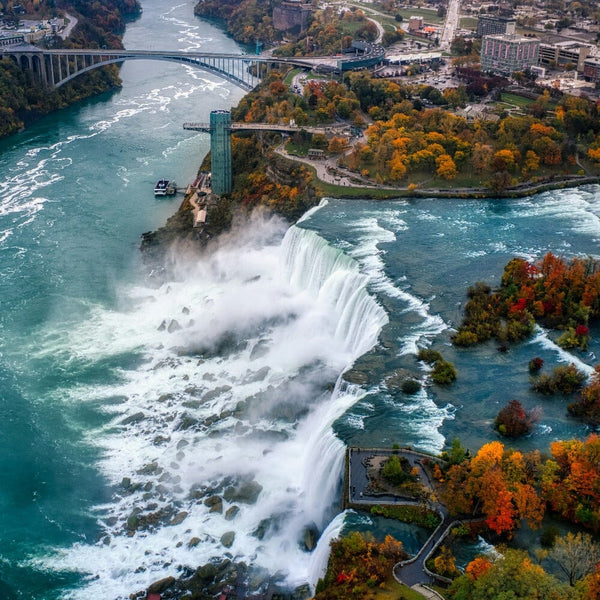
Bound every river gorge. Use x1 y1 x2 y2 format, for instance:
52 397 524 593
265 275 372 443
1 1 600 598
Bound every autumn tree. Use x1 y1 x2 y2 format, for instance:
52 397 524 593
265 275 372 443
449 549 573 600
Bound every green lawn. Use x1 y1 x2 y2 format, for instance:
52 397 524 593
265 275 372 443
396 7 444 24
283 68 301 86
460 16 478 30
374 580 428 600
499 92 536 108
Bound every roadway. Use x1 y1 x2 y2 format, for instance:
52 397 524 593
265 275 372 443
58 12 78 40
440 0 461 51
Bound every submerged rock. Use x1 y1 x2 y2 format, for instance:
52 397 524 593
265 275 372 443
121 411 145 426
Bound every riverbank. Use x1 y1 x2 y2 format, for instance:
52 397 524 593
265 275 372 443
280 148 600 201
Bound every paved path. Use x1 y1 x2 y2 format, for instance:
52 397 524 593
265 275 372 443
58 12 78 40
412 584 446 600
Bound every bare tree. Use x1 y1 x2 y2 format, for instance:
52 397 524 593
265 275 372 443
546 532 600 586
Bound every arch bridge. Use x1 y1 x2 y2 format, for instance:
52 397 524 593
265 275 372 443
0 47 334 91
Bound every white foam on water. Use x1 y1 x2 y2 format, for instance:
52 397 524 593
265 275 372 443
31 214 388 598
296 198 329 224
529 326 594 377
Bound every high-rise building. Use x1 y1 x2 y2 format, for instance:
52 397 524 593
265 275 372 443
210 110 232 196
476 15 516 38
480 33 540 76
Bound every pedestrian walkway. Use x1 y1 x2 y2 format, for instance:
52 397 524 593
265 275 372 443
412 584 446 600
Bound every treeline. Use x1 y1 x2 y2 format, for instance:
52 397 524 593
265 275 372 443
438 436 600 535
194 0 277 45
314 532 406 600
0 0 141 138
453 253 600 347
338 72 600 189
228 133 318 221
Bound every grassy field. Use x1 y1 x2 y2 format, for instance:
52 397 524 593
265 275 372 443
499 92 536 108
396 7 444 24
283 68 301 86
373 580 428 600
460 16 478 30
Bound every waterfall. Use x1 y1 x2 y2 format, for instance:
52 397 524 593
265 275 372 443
282 225 388 356
37 217 390 599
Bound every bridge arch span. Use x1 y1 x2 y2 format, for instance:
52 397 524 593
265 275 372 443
53 54 261 91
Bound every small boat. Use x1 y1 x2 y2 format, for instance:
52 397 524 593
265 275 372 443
154 179 176 196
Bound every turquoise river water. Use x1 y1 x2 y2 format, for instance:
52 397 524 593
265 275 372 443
1 1 599 597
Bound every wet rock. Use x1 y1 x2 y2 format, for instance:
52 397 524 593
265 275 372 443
302 523 319 552
168 319 181 333
204 496 223 513
182 306 190 315
225 505 240 521
184 385 205 397
234 421 249 435
202 373 217 382
221 531 235 548
127 508 142 531
157 393 173 403
252 518 271 540
138 462 161 475
188 536 201 548
182 400 201 409
203 385 232 402
177 439 189 449
120 477 131 490
385 369 415 390
242 366 270 384
178 414 198 431
223 481 262 504
157 320 167 331
342 368 369 385
170 511 188 526
250 340 269 360
153 435 170 445
121 411 145 425
147 576 175 594
293 583 311 599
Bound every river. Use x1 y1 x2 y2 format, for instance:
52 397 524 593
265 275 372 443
1 1 600 598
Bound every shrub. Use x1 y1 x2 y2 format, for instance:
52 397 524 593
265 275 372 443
532 363 587 395
432 360 457 384
401 378 422 394
381 455 415 485
528 357 544 373
494 399 534 437
452 329 479 346
540 526 560 548
417 348 443 364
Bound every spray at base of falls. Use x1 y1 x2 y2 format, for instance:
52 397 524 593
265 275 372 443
36 216 388 598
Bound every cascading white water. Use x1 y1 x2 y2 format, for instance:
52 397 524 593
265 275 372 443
37 216 388 599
